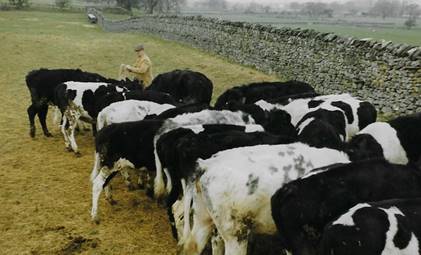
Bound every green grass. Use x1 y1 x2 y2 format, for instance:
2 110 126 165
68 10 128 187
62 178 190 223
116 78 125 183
183 12 421 46
275 23 421 45
0 10 276 100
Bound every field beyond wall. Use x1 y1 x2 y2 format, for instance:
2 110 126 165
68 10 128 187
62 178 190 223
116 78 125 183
0 10 275 254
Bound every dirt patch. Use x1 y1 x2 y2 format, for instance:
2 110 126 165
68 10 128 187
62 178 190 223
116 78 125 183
61 236 99 254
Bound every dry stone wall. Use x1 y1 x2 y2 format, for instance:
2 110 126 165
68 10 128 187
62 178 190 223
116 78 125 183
89 8 420 115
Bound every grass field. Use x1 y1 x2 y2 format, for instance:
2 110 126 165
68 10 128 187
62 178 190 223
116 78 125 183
0 10 276 254
183 11 421 46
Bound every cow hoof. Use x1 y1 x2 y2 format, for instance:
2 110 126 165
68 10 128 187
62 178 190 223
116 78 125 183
66 147 73 152
127 184 137 191
92 217 100 224
44 132 53 137
107 199 117 206
145 188 154 199
75 152 82 157
30 127 35 138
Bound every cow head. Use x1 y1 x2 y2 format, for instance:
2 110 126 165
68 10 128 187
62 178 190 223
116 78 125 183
346 134 384 162
214 88 245 108
298 119 344 150
264 109 296 137
115 78 144 91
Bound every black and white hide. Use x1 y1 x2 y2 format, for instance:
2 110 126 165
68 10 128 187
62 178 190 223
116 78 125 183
271 159 421 255
319 197 421 255
25 68 115 137
256 93 377 141
179 142 351 255
347 112 421 166
54 80 138 155
90 109 256 223
96 100 175 130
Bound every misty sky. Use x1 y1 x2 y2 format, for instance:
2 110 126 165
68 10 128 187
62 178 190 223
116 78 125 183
205 0 421 4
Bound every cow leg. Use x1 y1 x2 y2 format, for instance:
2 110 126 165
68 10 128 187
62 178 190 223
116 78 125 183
104 185 117 205
38 104 52 137
91 123 97 136
179 189 214 255
223 238 248 255
60 115 72 151
121 168 136 191
165 178 182 208
91 166 114 223
137 167 149 189
27 104 37 138
154 147 167 199
91 169 106 223
67 112 80 156
52 106 62 128
182 180 193 241
164 168 173 194
211 233 225 255
90 152 101 182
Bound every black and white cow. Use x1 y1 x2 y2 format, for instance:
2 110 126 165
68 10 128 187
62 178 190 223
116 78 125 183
90 109 256 223
147 69 213 105
145 103 210 121
179 143 351 255
296 104 349 142
91 89 177 121
346 112 421 166
156 125 298 242
271 159 421 255
215 102 298 137
54 80 139 155
214 80 316 108
25 68 116 137
96 100 175 130
319 197 421 255
256 93 377 140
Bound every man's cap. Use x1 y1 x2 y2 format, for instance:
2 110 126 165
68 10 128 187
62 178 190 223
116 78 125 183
134 44 144 52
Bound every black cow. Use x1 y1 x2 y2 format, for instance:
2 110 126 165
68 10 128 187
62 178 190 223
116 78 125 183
319 197 421 255
214 80 316 108
271 159 421 255
347 112 421 166
25 68 116 137
147 69 213 105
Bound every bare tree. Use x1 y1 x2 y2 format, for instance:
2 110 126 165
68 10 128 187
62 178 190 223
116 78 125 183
404 3 420 29
371 0 401 19
156 0 186 13
194 0 227 10
115 0 184 14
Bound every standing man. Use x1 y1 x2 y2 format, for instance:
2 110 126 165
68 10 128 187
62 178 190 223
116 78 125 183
119 44 153 86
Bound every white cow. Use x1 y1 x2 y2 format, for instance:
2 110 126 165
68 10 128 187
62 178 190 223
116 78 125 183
180 143 351 255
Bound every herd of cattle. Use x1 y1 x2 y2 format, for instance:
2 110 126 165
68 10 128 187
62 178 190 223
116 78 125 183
25 68 421 255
